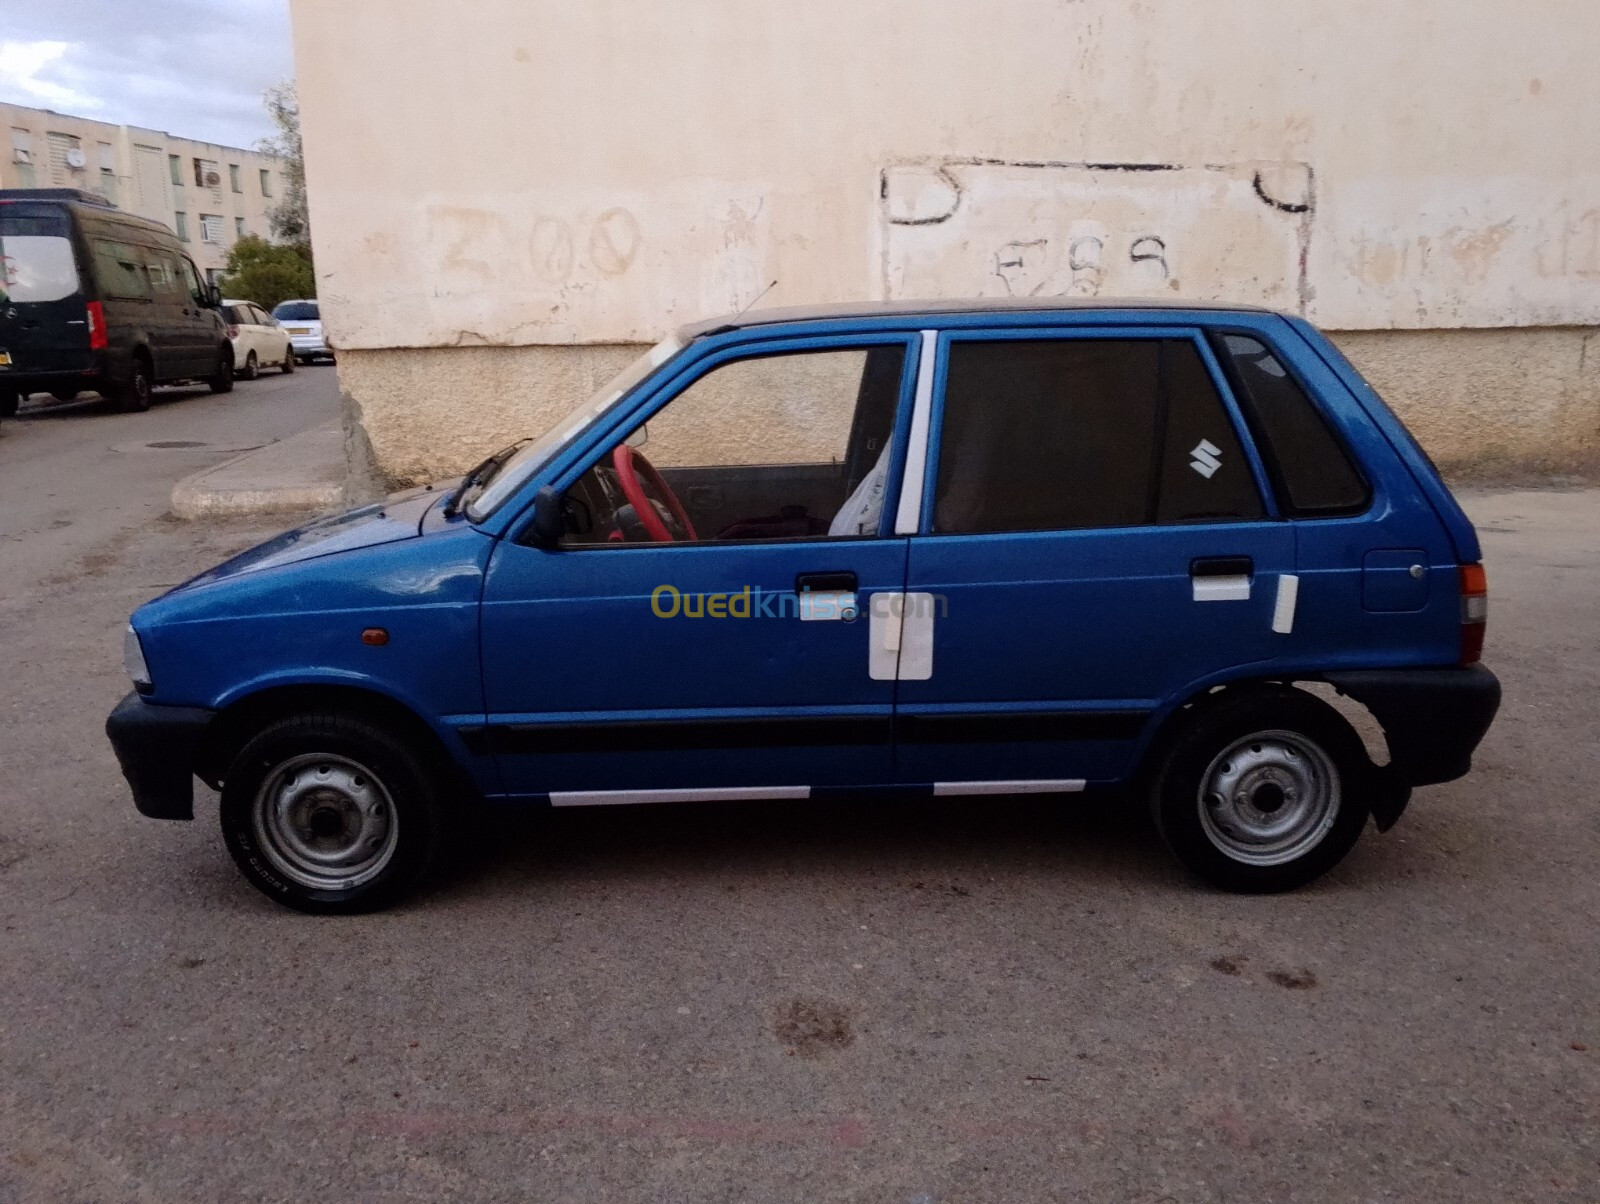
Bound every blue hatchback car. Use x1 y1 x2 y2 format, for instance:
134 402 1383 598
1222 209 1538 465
107 301 1499 912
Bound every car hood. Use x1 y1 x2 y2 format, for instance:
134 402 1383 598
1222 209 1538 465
171 487 445 591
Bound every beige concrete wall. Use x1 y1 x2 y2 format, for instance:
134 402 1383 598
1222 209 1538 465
1 101 287 281
287 0 1600 481
339 328 1600 494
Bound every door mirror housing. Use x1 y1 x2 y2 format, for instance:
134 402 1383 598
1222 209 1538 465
208 284 223 308
528 486 566 548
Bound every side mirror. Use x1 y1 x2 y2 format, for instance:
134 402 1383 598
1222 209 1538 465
528 486 566 548
208 284 222 307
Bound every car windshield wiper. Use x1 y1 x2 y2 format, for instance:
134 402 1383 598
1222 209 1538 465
442 440 530 518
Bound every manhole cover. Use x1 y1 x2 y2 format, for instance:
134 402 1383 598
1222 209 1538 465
146 440 207 449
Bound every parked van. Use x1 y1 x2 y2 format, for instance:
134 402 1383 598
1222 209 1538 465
0 189 234 418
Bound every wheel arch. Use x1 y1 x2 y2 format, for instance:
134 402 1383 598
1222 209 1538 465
197 683 476 798
1136 675 1409 829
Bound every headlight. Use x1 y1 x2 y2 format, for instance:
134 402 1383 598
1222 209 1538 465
123 624 152 691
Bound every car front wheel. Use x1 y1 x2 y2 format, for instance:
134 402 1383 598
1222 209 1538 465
1150 688 1371 893
220 714 444 913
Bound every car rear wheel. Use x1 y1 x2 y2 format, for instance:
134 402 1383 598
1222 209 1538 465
240 350 259 381
1150 688 1372 893
220 714 445 914
208 346 235 394
113 356 153 412
281 347 295 373
0 387 17 419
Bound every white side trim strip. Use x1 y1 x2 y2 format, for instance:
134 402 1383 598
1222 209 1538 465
1272 573 1300 634
932 779 1086 796
1193 574 1251 602
893 330 941 536
549 785 811 807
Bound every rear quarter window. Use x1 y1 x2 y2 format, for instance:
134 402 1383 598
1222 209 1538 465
1214 333 1370 516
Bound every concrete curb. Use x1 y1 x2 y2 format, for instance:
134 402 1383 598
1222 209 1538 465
170 422 345 519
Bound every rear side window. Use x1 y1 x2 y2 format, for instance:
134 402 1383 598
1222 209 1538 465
932 338 1263 535
0 212 81 304
1215 334 1370 515
92 240 152 300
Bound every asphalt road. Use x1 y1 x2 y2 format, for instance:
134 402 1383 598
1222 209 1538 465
0 380 1596 1202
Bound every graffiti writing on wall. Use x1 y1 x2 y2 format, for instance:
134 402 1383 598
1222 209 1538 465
879 159 1315 313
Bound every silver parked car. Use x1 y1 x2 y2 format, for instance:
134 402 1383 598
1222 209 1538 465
271 299 333 364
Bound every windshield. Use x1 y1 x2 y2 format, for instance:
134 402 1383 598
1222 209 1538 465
0 213 81 304
465 333 687 521
274 301 319 321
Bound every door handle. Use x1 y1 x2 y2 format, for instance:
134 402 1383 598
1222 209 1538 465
1190 556 1254 578
795 571 857 594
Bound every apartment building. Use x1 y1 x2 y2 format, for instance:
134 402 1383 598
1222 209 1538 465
1 101 286 283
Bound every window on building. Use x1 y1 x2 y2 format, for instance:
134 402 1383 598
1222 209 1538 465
259 168 273 197
193 158 220 189
174 211 190 241
228 164 241 193
168 153 183 186
931 339 1263 535
234 216 246 238
1213 333 1371 515
11 128 35 188
199 214 225 244
97 168 117 205
46 132 83 186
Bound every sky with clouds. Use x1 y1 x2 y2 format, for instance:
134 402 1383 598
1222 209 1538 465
0 0 293 150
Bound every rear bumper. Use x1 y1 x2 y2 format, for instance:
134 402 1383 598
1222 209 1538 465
0 364 104 393
105 692 215 821
1325 665 1501 788
287 335 330 356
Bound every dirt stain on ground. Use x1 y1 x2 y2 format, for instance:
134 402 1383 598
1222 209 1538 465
774 998 855 1057
1267 968 1318 990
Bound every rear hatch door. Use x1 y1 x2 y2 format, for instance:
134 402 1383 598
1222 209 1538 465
0 203 91 376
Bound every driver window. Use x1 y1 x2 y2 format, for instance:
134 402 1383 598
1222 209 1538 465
559 345 907 546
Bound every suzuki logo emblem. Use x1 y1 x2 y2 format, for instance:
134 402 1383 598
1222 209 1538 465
1189 439 1223 479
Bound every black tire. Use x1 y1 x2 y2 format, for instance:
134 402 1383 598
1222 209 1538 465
208 346 235 394
50 388 78 403
113 355 153 412
240 350 259 381
0 387 17 419
281 348 295 374
220 714 444 914
1150 688 1372 893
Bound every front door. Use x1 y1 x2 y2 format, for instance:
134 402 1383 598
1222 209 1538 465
479 336 921 802
895 330 1295 788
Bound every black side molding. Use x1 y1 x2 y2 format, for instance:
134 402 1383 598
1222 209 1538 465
1324 665 1501 788
104 692 215 820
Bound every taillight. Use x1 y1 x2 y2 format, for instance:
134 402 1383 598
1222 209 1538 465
86 301 107 350
1459 563 1487 663
225 324 240 338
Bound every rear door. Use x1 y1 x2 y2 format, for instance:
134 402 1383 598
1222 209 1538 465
894 327 1296 789
0 203 90 379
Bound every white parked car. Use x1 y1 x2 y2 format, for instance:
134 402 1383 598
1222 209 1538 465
222 300 295 380
271 299 333 363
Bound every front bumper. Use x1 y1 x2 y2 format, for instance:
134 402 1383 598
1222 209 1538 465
105 692 215 821
1325 664 1501 788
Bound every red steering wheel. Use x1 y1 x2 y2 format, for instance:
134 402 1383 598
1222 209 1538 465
611 444 699 542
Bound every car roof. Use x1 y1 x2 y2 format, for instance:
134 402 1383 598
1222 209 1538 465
679 296 1279 338
222 299 258 308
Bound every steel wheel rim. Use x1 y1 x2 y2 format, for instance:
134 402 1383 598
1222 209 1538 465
1197 729 1340 866
251 753 399 891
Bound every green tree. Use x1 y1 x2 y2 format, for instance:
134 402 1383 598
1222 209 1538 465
216 236 315 312
258 81 310 247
